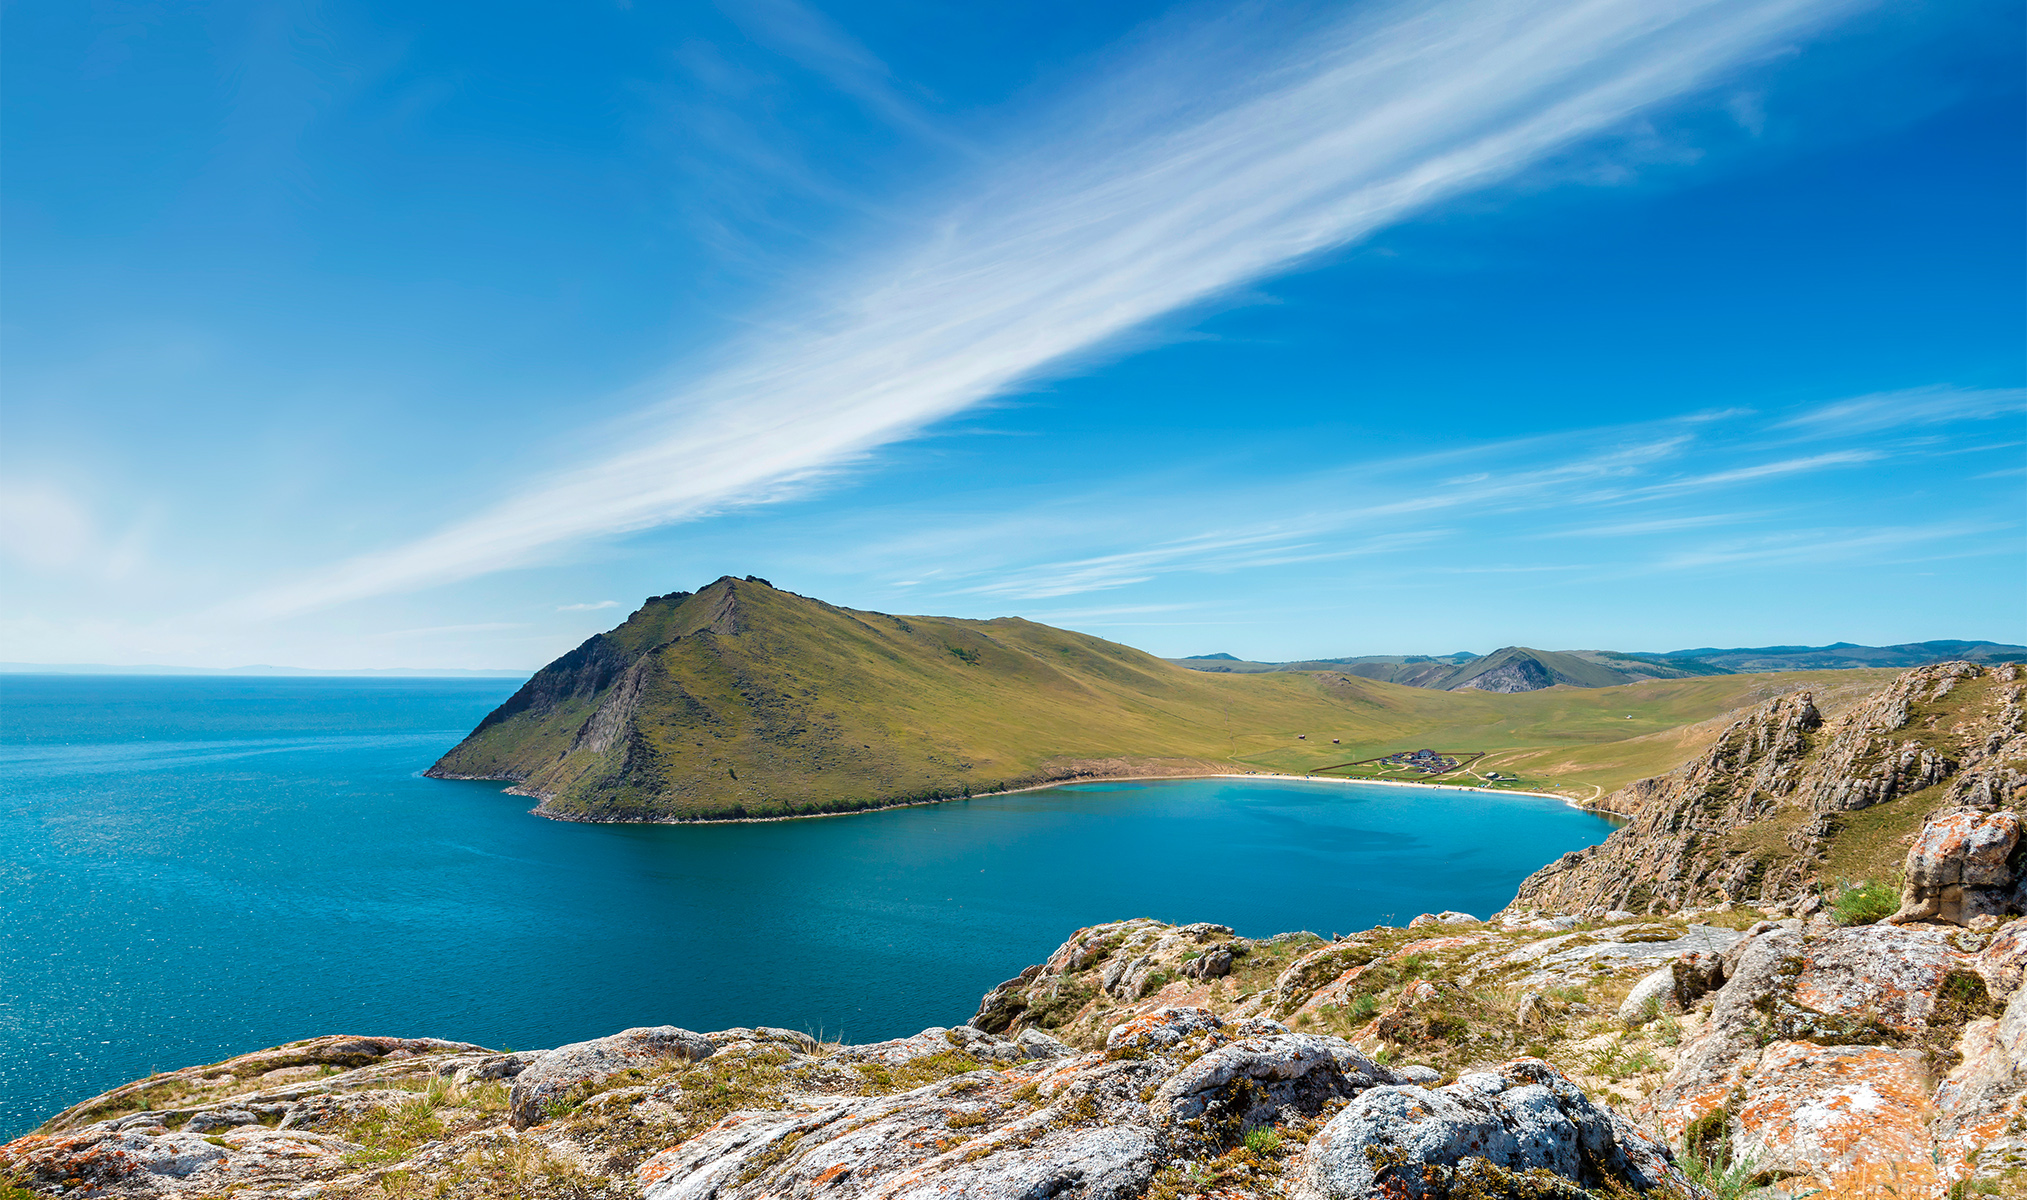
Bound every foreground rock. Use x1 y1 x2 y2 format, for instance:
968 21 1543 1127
2 1006 1680 1200
1294 1059 1680 1199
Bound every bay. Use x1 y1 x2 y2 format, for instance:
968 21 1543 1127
0 674 1617 1136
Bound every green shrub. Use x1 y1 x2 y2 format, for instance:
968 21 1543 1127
1682 1106 1730 1171
1243 1125 1283 1153
1829 879 1900 926
1682 1151 1758 1200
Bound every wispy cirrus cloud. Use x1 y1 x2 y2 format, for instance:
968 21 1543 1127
713 0 964 151
556 600 622 612
853 403 1972 603
1776 384 2027 435
236 0 1870 620
1652 521 2012 570
1532 512 1759 539
1635 449 1881 492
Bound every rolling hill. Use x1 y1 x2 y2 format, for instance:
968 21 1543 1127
1168 645 1725 690
429 576 1914 821
1169 639 2021 691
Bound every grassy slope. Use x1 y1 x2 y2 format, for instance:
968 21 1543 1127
434 578 1903 820
1236 667 1901 799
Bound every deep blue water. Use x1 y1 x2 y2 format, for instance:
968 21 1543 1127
0 675 1618 1137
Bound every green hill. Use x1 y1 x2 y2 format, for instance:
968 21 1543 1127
430 577 1905 821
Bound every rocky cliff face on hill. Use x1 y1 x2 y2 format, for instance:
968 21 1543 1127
1514 661 2027 915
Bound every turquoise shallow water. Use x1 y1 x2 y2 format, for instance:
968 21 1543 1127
0 675 1617 1136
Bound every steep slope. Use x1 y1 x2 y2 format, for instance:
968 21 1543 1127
1513 661 2027 914
1440 646 1619 691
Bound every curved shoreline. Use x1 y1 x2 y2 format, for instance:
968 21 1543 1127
508 769 1587 827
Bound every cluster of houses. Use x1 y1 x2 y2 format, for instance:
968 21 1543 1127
1379 747 1458 774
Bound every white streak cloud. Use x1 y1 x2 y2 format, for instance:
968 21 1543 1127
239 0 1867 619
1777 385 2027 434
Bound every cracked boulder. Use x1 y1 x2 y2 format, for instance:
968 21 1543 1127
1890 807 2025 927
1290 1059 1686 1200
510 1025 716 1127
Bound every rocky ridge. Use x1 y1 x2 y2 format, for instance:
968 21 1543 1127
1514 661 2027 914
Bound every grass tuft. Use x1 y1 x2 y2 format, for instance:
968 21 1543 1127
1828 878 1900 926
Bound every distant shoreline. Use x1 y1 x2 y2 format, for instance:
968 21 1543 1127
511 768 1588 827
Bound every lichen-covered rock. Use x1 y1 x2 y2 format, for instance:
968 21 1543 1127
1935 984 2027 1188
1975 917 2027 999
636 1049 1168 1200
509 1025 716 1127
1103 1005 1227 1052
1098 922 1239 1000
1151 1032 1399 1152
1730 1041 1942 1198
1644 918 2015 1196
1290 1059 1685 1200
1890 807 2025 926
30 1034 488 1136
1407 911 1481 929
1013 1026 1073 1059
1 1125 363 1197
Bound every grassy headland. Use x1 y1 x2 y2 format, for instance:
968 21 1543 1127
429 576 1900 821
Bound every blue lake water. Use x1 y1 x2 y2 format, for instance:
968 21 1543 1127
0 675 1618 1137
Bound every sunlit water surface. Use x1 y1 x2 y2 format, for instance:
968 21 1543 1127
0 675 1618 1135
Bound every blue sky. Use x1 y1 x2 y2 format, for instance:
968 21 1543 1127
2 0 2021 670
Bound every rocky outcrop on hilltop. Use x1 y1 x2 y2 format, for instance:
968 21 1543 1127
1514 661 2027 915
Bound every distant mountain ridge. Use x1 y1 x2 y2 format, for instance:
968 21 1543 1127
1169 639 2027 693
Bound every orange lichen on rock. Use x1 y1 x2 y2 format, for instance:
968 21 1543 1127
1734 1041 1941 1197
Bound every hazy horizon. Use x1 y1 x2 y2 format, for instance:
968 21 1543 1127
6 627 2023 678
